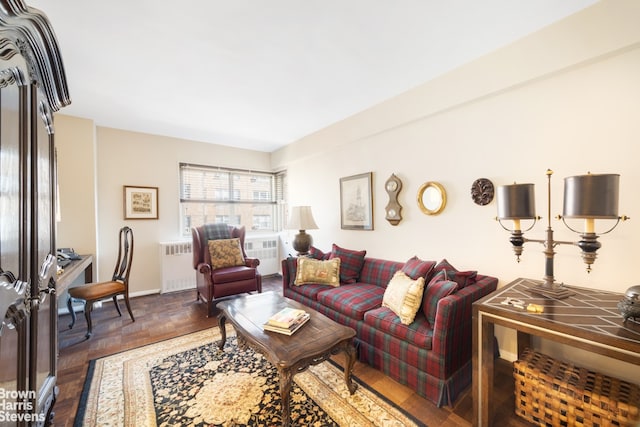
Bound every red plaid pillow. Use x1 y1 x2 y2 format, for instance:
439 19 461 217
433 258 477 289
329 243 366 284
422 270 459 326
401 256 436 280
308 246 330 260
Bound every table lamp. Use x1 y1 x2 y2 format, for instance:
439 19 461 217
496 170 628 298
286 206 319 256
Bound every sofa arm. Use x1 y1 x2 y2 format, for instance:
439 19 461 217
245 257 260 268
281 257 298 293
431 275 498 377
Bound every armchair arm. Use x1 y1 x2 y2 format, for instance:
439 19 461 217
196 262 212 276
431 275 498 377
244 257 260 268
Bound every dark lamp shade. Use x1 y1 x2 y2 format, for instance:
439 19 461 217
497 183 536 219
563 174 619 219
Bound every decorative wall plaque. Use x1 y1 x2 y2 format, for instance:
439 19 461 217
471 178 494 206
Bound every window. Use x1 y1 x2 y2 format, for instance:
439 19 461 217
179 163 286 235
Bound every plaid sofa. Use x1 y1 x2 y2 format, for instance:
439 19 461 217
281 256 498 407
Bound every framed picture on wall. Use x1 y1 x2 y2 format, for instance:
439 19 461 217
340 172 373 230
123 185 158 219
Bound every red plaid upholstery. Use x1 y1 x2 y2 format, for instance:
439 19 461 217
422 271 459 326
329 244 366 283
289 282 333 301
317 283 384 320
433 258 477 288
308 246 330 260
358 258 403 287
363 307 433 348
280 255 498 407
401 256 436 280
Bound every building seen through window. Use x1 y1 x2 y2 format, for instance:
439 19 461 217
179 163 286 235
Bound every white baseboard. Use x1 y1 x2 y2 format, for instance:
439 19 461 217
129 289 160 298
499 350 517 362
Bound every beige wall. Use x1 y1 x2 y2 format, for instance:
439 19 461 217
275 1 640 297
55 0 639 377
55 115 97 274
56 125 271 294
95 128 271 294
273 0 640 377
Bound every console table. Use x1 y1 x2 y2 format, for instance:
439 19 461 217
56 254 93 296
472 278 640 426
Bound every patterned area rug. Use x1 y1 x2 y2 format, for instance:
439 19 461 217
75 327 425 426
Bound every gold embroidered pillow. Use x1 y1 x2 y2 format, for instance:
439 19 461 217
208 238 245 270
294 257 341 287
382 270 426 325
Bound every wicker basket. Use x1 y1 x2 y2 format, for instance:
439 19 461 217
513 349 640 427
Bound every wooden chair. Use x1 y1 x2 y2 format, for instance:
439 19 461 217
67 226 134 338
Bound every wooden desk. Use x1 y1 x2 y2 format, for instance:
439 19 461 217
472 278 640 426
55 254 93 296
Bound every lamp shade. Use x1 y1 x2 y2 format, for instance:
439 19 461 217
563 173 619 219
286 206 319 230
497 183 536 219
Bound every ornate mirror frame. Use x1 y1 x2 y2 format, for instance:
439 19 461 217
417 181 447 215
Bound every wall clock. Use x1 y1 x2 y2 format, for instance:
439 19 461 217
384 174 403 225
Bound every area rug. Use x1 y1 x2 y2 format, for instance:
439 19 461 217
75 327 426 426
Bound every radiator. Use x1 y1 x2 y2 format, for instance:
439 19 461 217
245 235 280 276
159 235 280 293
159 241 195 294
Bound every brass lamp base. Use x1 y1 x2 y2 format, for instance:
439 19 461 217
523 279 575 299
292 230 312 256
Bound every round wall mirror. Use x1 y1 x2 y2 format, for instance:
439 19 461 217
417 181 447 215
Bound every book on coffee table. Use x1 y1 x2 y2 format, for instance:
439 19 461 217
263 312 310 335
266 307 308 329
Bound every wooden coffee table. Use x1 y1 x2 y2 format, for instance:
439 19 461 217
217 291 358 427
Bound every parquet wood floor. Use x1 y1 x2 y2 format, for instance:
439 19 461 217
52 276 530 426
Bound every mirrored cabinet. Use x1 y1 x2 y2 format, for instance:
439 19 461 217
0 2 70 424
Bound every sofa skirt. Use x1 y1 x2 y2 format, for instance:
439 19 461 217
357 339 472 407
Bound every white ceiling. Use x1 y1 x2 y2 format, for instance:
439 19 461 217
29 0 598 152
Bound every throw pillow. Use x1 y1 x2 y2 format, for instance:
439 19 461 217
448 270 477 288
284 256 297 287
433 258 477 289
382 271 426 325
329 243 366 284
294 257 341 287
208 238 245 270
308 246 331 260
422 270 459 326
401 256 436 280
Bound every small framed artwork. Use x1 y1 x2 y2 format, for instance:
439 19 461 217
123 185 158 220
340 172 373 230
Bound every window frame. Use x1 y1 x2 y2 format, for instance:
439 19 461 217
179 163 286 236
